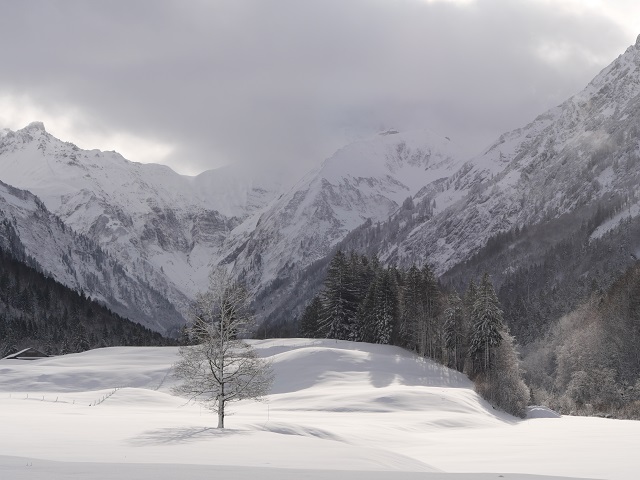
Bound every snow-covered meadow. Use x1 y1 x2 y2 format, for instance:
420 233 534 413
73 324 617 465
0 339 637 479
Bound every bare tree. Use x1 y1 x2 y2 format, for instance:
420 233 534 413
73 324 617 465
172 269 273 428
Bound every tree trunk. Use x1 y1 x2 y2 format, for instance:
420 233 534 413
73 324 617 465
217 397 225 429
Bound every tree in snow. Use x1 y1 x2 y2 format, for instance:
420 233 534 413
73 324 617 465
467 273 529 417
321 250 358 340
422 265 441 360
443 291 467 372
172 269 273 428
356 267 398 344
400 265 424 351
373 268 399 344
299 295 323 338
473 330 529 418
469 273 504 374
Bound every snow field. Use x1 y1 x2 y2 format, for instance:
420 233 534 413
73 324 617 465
0 339 637 479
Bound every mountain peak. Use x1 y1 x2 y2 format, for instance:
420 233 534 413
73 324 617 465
636 33 640 48
25 121 46 133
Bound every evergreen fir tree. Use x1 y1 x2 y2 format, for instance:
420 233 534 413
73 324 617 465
321 250 357 340
373 268 398 344
461 279 477 373
349 252 369 305
401 265 424 351
356 280 378 343
421 264 441 360
469 273 504 374
443 291 466 371
299 296 323 338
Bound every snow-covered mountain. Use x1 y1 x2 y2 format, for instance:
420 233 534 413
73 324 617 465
0 179 184 333
225 129 464 288
0 123 464 331
0 124 286 320
5 35 640 334
365 35 640 274
254 35 640 334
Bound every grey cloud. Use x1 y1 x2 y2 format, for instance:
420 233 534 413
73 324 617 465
0 0 635 179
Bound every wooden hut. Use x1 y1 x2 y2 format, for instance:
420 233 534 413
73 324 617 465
3 348 49 360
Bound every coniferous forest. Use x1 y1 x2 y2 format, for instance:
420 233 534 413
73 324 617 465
301 248 640 419
0 246 173 358
299 250 529 417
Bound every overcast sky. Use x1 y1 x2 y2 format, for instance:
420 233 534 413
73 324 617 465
0 0 639 179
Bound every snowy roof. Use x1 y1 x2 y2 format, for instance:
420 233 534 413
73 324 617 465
3 347 49 360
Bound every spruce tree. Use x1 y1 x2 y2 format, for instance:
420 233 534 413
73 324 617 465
421 264 441 360
373 268 398 344
469 273 504 374
443 291 465 371
356 280 378 343
401 265 424 352
349 252 370 305
299 296 323 338
321 250 357 340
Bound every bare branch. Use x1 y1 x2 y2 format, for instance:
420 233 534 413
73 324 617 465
172 268 273 428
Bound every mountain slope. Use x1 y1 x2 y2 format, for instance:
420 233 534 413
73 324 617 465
226 129 464 289
0 245 170 356
0 125 465 330
378 35 640 273
0 124 284 315
5 36 640 335
257 35 640 336
0 179 184 333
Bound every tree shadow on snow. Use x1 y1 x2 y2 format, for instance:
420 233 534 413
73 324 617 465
367 354 472 389
129 426 249 446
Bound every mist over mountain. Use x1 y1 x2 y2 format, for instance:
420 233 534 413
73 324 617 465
256 35 640 338
2 37 640 354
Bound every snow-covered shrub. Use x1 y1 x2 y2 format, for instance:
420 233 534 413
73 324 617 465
473 332 529 418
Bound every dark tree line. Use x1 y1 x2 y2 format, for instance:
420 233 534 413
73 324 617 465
0 246 173 358
299 250 528 417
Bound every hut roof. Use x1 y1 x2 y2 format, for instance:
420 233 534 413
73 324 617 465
3 348 49 360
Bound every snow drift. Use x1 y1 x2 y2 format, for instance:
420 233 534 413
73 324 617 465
0 339 636 479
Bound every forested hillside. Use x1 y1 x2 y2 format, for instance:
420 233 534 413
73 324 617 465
298 250 529 417
0 246 172 357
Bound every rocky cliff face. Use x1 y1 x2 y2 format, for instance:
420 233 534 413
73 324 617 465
0 179 184 334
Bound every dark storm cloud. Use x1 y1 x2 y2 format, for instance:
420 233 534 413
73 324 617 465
0 0 635 177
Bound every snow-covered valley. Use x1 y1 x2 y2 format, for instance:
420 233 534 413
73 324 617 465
0 340 636 479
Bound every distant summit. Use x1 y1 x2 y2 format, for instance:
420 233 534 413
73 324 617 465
25 121 46 132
